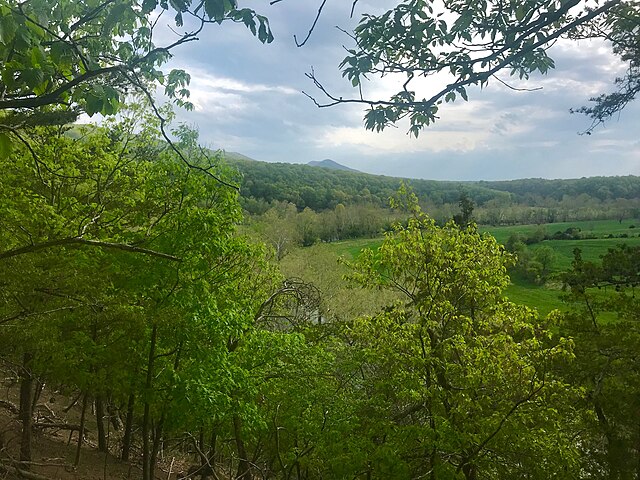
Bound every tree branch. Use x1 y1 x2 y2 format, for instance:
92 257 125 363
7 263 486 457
0 237 181 262
294 0 327 47
306 0 621 130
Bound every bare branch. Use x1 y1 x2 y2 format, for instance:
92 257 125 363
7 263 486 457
492 75 543 92
295 0 328 47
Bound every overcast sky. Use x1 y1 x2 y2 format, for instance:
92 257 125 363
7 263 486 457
161 1 639 181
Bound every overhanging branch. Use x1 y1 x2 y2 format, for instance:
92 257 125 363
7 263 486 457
305 0 621 122
0 237 181 262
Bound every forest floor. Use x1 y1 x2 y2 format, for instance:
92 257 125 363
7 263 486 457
0 382 191 480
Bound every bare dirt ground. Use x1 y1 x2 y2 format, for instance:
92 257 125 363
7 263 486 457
0 384 190 480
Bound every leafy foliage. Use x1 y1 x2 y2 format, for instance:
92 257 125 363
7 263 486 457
334 207 578 478
0 113 282 479
559 245 640 478
308 0 638 135
0 0 273 152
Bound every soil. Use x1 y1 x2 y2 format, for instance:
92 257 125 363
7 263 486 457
0 382 191 480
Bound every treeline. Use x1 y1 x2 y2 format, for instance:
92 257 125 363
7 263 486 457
244 202 400 259
478 176 640 202
231 158 510 213
473 192 640 225
232 158 640 226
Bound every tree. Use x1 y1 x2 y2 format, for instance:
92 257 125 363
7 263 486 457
306 0 639 136
453 190 474 228
0 0 274 153
0 112 281 478
332 206 578 479
250 202 301 261
559 245 640 478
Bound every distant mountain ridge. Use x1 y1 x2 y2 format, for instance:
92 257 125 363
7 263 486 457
226 154 640 214
307 159 359 172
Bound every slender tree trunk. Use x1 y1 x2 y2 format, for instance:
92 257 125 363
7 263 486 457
233 414 252 480
142 324 158 480
121 393 135 461
31 378 44 411
19 352 34 469
151 413 165 480
209 429 217 464
107 399 122 431
142 391 151 479
74 393 89 467
96 395 107 452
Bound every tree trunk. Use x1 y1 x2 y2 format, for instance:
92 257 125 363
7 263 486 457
19 352 34 469
209 429 217 464
31 378 44 411
151 416 165 480
233 414 252 480
107 399 122 431
96 395 107 452
74 393 89 467
121 393 135 461
142 324 158 480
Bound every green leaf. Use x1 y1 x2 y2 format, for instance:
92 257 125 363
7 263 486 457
142 0 158 14
0 15 17 45
204 0 225 22
104 3 129 34
0 132 11 159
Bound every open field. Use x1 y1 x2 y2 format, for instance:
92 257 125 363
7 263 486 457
479 219 639 244
318 219 640 316
328 237 383 260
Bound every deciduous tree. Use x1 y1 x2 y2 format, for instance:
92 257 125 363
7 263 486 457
333 202 578 478
0 0 274 153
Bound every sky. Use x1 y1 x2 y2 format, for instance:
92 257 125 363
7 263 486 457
160 1 640 181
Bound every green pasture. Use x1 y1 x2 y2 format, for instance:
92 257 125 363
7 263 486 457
532 236 640 272
319 219 640 316
480 219 639 244
504 281 565 317
329 237 383 260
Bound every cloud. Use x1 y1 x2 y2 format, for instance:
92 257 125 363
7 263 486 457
157 2 639 181
175 67 298 113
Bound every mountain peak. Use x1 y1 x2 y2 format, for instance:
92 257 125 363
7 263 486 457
307 159 358 172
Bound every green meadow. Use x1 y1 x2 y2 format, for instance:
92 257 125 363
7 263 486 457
323 219 640 317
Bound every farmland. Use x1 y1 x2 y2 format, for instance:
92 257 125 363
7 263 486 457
316 219 640 317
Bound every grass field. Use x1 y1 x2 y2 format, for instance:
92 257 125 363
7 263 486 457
503 282 565 317
329 237 383 260
320 219 640 315
479 219 639 244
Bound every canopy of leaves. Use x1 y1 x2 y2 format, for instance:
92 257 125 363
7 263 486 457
333 204 578 478
0 0 273 154
559 245 640 477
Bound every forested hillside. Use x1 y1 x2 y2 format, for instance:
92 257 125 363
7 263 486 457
231 157 511 212
478 176 640 202
232 157 640 214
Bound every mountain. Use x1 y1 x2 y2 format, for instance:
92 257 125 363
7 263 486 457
224 151 259 162
307 159 359 172
227 155 640 215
